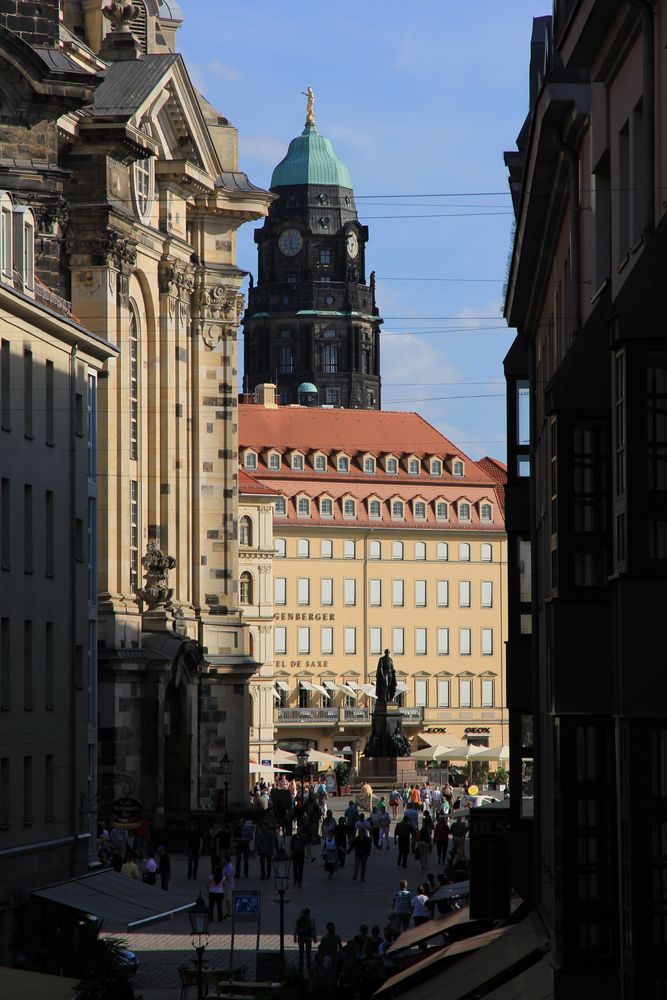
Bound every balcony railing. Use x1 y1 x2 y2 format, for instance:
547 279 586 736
276 707 339 724
343 707 370 723
399 707 424 722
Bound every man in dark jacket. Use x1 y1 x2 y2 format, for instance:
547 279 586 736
347 831 372 882
291 826 308 887
394 816 412 869
255 823 279 880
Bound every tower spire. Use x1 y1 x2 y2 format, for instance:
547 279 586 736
301 86 316 126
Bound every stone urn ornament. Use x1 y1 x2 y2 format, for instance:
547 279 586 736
137 541 176 609
102 0 140 30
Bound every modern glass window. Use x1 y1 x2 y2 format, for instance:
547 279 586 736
459 678 472 707
415 580 427 607
408 458 420 475
337 455 349 472
431 459 443 476
415 629 427 656
320 497 333 518
275 577 287 605
482 679 494 707
321 627 334 655
437 629 449 655
321 538 333 558
370 627 382 655
414 501 427 520
481 581 493 607
437 678 450 705
481 542 492 562
343 498 356 518
314 454 327 472
452 460 464 477
436 501 448 520
392 580 404 606
275 627 287 655
364 457 376 473
480 503 493 522
344 578 356 606
369 579 381 606
481 628 493 655
292 453 304 470
369 499 382 518
321 578 333 605
391 500 404 519
297 538 310 557
458 502 471 521
298 627 310 654
239 516 252 546
344 539 355 559
392 541 404 560
415 677 428 704
268 452 281 470
275 496 287 515
415 541 426 560
386 458 398 474
323 344 338 374
244 451 257 470
460 628 471 655
369 539 381 559
297 497 310 517
437 581 449 607
344 627 356 654
459 542 470 561
297 578 310 605
392 627 404 654
239 572 252 605
278 347 293 374
437 542 449 560
459 581 471 607
275 537 286 558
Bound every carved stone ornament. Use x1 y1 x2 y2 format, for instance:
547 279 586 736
137 541 177 609
80 231 139 274
102 1 140 30
193 281 245 348
158 259 194 298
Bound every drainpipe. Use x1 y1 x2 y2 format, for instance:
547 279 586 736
629 0 655 236
553 131 581 334
69 345 78 874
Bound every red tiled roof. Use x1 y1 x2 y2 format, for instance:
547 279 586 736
238 468 279 496
477 456 507 484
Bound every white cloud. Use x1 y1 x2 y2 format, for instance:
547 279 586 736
207 59 241 82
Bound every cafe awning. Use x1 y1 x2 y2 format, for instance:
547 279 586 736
275 680 289 692
386 905 470 954
0 967 80 1000
31 868 196 931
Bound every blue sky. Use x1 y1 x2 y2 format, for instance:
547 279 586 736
178 1 544 462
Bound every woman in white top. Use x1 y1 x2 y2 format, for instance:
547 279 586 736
411 885 431 927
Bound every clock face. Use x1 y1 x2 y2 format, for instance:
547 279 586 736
278 228 303 256
346 231 359 259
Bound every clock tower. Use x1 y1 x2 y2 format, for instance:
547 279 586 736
243 100 382 409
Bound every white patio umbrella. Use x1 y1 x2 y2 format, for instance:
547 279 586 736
273 749 299 764
466 744 510 762
411 744 469 761
249 764 291 774
307 749 346 765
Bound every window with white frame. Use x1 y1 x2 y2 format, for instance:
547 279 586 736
481 628 493 655
437 542 449 560
298 627 310 654
297 578 310 605
368 499 382 518
314 454 327 471
268 452 281 470
275 577 287 605
391 499 404 519
437 580 449 607
393 627 404 654
392 541 404 559
297 538 309 557
0 191 13 279
320 497 333 518
275 627 287 655
415 580 427 607
239 516 252 547
460 628 471 655
481 581 493 607
452 459 464 477
481 542 493 562
437 629 449 655
321 627 334 655
321 577 333 605
344 627 356 654
459 542 470 561
414 500 427 520
415 541 426 560
415 629 427 656
244 451 257 470
133 141 154 221
344 578 356 606
370 627 382 655
275 496 287 515
337 455 349 472
431 458 443 476
482 678 494 707
239 572 252 605
458 501 471 521
386 457 398 474
370 539 381 559
415 677 428 704
344 539 355 559
437 677 450 705
369 579 381 606
321 538 332 558
297 497 311 517
436 501 448 520
292 452 304 470
459 580 471 607
364 456 376 473
392 580 404 606
459 678 472 707
275 537 286 558
343 498 356 518
408 458 420 475
480 502 493 522
14 207 35 291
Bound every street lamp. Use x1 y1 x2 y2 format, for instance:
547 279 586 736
273 848 292 979
221 752 233 818
189 893 210 1000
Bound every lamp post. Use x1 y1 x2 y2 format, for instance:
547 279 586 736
273 849 292 979
189 892 210 1000
221 752 233 818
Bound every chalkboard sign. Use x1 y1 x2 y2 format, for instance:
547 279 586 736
323 771 338 796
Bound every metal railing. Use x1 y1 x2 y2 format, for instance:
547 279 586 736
343 707 370 722
399 707 424 722
275 707 339 724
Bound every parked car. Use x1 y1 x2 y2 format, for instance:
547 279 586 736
461 793 500 809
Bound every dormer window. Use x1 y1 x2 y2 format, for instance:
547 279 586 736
391 499 404 519
343 498 356 519
244 450 257 471
275 496 287 515
297 496 311 517
268 452 281 470
337 454 349 473
363 456 376 474
291 452 304 471
319 497 333 518
408 457 420 475
414 500 427 520
430 458 443 476
368 498 382 519
436 500 449 520
314 453 327 472
386 456 398 475
480 501 493 522
458 500 471 521
452 459 465 477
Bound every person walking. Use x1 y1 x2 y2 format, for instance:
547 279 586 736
369 806 381 850
207 865 224 922
291 825 308 888
221 854 235 919
317 921 343 975
157 846 171 891
343 800 358 845
322 832 338 879
185 820 202 880
411 885 431 927
335 816 348 868
389 787 401 820
378 806 391 850
294 907 318 976
120 852 140 880
235 817 254 878
141 850 157 886
255 822 278 881
348 830 372 882
391 880 412 931
394 816 412 868
450 816 468 859
434 814 451 864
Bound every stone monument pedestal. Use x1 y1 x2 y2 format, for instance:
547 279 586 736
359 754 415 783
360 701 412 781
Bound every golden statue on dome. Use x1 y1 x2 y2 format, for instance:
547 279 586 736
302 86 315 125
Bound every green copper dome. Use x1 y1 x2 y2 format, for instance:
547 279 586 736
270 123 353 190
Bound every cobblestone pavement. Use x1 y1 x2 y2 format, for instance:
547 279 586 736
125 799 444 999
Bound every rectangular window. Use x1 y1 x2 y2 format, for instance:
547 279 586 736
297 627 310 655
0 757 8 828
369 540 381 559
24 484 33 574
321 538 333 558
322 344 338 374
275 626 287 655
481 628 493 655
321 626 334 655
297 577 310 606
87 498 96 604
437 628 449 655
460 628 471 655
369 579 381 606
392 627 404 655
44 754 54 821
45 620 54 709
437 678 450 706
1 339 10 430
370 627 382 655
298 538 309 558
23 755 32 826
344 578 356 606
343 539 355 559
23 349 32 438
45 489 54 577
1 617 9 708
275 577 287 605
481 581 493 607
392 541 404 560
344 627 356 654
459 580 471 608
517 379 530 447
321 578 333 606
460 679 472 708
482 679 494 707
23 620 32 709
392 580 404 607
130 480 138 592
481 543 493 562
45 360 55 446
415 580 427 607
415 678 428 706
1 477 9 569
437 580 449 607
437 542 448 560
415 628 427 655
